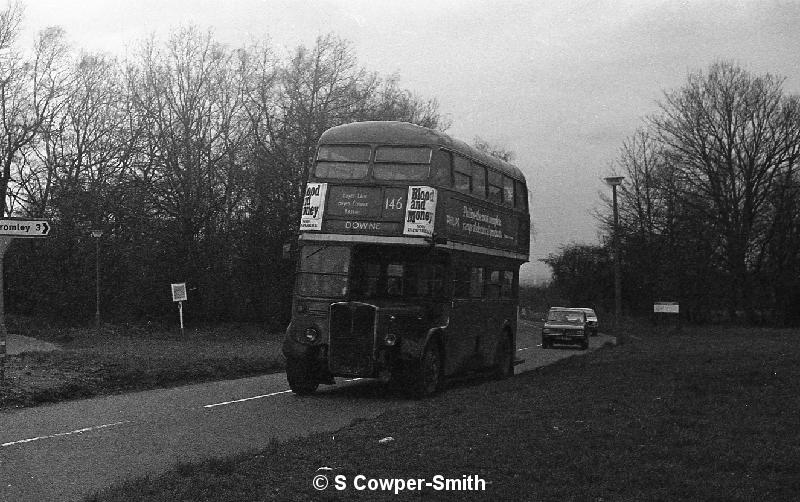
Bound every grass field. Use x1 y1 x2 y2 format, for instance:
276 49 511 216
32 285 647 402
84 321 800 501
0 318 285 410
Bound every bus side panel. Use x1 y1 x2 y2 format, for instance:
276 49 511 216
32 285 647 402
445 298 485 375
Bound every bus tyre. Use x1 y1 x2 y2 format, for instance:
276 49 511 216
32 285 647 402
286 357 319 395
412 344 442 398
494 333 514 379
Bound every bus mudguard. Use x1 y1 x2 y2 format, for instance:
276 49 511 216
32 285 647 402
282 336 316 360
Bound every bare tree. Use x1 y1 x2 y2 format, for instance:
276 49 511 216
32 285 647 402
607 126 724 317
361 73 450 130
0 3 70 215
473 136 514 162
2 24 451 323
14 53 133 221
128 27 247 241
123 27 252 315
604 62 800 321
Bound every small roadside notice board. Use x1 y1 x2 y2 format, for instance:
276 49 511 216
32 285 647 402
171 283 187 335
653 301 680 328
171 283 187 302
653 302 679 314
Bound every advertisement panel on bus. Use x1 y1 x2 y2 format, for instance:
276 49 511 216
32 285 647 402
300 182 523 253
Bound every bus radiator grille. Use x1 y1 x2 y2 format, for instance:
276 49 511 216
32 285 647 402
329 302 377 376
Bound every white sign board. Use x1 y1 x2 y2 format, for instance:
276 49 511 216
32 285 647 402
299 182 328 231
653 302 679 314
0 219 51 237
403 186 437 237
171 283 187 302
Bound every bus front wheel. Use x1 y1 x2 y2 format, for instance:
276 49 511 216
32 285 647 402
286 357 319 395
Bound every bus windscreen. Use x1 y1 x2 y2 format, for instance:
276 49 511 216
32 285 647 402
315 145 371 179
373 146 431 181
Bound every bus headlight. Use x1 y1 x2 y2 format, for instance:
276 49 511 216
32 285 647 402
304 327 320 343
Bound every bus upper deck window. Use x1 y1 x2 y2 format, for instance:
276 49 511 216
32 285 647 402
472 163 487 197
315 145 371 179
373 146 432 181
515 180 527 210
453 155 472 193
503 176 515 207
487 170 503 203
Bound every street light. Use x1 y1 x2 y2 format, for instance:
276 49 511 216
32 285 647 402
604 176 624 332
91 229 103 329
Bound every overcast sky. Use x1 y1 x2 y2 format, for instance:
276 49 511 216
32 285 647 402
19 0 800 283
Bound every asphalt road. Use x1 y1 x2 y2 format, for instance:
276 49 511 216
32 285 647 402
0 321 614 502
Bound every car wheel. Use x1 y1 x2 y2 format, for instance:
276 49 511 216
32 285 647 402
412 343 442 398
286 357 319 395
493 333 514 379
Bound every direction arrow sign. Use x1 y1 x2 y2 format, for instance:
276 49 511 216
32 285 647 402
0 219 51 237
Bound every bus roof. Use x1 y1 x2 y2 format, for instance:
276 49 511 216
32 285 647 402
319 121 526 182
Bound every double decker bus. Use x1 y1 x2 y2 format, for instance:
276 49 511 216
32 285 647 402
282 121 530 397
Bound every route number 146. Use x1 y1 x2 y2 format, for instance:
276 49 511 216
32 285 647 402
385 197 404 210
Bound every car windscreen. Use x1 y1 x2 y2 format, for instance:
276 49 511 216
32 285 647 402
547 311 584 324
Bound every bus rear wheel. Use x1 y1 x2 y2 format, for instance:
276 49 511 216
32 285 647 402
494 333 514 379
286 357 319 395
411 343 442 398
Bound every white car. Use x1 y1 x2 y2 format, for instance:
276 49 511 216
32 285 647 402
577 308 599 336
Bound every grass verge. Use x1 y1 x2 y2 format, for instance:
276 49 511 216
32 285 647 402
0 319 284 410
86 322 800 501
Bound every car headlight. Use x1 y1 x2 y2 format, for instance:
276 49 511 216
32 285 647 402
303 327 320 343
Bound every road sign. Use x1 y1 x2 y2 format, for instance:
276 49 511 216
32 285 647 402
0 219 51 237
171 283 187 302
0 221 51 381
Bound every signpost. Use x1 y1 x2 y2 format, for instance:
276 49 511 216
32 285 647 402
171 283 187 336
0 218 52 382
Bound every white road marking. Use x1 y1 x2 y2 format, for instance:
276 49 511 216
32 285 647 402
203 390 293 408
1 421 129 447
517 346 535 351
204 379 365 408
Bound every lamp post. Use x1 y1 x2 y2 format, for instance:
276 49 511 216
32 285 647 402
91 229 103 329
604 176 624 333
